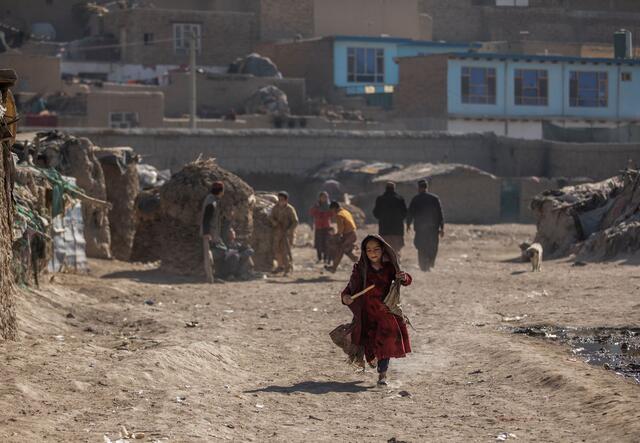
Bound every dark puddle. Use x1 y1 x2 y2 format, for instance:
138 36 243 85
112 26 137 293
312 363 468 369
512 326 640 384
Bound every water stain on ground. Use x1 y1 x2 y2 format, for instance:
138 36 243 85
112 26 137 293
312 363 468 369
512 326 640 383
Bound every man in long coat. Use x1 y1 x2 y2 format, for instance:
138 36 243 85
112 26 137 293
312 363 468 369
373 181 408 256
407 180 444 271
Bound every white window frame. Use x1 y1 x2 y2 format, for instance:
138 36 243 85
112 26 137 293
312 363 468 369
173 23 201 55
109 112 139 129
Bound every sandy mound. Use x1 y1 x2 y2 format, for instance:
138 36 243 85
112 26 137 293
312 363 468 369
532 169 640 260
133 158 255 276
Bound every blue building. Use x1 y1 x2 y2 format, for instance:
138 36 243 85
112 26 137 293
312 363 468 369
396 52 640 139
259 36 479 109
332 36 479 95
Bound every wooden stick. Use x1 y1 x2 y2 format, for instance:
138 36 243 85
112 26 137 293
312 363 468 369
350 284 375 300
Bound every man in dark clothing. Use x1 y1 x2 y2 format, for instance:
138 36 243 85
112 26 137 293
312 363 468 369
201 181 226 283
372 181 408 256
407 180 444 271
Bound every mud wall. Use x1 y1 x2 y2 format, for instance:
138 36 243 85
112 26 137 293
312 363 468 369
66 129 640 181
0 145 16 340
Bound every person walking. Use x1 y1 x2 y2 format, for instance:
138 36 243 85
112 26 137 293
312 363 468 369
326 201 358 273
201 181 226 283
407 179 444 271
269 191 299 275
373 181 408 257
309 191 333 264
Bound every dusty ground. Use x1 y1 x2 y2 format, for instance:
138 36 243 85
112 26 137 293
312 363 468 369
1 224 640 442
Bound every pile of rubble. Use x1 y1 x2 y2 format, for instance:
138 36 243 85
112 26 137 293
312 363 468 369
532 169 640 260
132 158 256 276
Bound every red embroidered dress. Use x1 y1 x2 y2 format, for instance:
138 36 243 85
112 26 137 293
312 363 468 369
341 235 412 363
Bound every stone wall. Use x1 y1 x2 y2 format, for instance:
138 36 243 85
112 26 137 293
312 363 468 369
67 129 640 181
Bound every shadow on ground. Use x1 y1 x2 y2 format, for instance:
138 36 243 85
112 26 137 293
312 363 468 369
244 380 371 395
101 269 202 285
266 276 343 284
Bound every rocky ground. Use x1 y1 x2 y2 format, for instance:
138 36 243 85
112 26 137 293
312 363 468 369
1 224 639 442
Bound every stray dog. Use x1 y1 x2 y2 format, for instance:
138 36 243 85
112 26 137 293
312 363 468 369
519 242 543 272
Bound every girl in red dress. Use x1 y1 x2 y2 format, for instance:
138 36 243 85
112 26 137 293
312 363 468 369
340 234 412 385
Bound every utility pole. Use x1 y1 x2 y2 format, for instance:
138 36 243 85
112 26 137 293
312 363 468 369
189 29 197 130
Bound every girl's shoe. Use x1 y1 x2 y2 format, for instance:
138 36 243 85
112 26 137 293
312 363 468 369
377 372 388 386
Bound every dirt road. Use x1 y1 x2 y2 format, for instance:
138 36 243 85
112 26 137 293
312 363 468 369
1 224 640 442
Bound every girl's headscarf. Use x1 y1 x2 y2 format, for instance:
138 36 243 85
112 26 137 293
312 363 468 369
317 191 330 211
356 234 401 289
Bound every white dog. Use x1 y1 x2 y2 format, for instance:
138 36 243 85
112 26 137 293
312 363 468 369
520 242 543 272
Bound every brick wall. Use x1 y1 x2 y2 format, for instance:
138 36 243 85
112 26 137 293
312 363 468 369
259 0 314 42
395 55 448 118
102 9 257 66
257 38 334 100
421 0 640 44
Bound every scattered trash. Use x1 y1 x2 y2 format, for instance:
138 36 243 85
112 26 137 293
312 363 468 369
144 300 155 306
500 314 527 322
223 309 234 314
255 403 264 409
468 369 483 375
185 321 199 328
308 415 323 421
397 390 412 398
496 432 517 441
176 396 187 403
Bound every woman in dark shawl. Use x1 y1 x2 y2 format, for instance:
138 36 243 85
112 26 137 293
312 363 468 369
340 234 412 385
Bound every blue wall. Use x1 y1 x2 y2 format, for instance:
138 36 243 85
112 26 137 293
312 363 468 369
447 58 640 120
333 38 473 94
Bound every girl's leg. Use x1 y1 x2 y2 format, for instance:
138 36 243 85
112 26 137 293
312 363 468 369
377 358 390 385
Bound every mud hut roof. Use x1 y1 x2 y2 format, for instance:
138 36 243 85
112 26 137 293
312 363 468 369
309 159 400 180
374 163 496 184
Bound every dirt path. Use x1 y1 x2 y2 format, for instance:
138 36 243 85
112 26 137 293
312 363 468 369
1 224 640 442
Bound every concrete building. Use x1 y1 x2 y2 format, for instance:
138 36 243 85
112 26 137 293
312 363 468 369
0 53 62 93
420 0 640 44
259 36 479 106
395 52 640 139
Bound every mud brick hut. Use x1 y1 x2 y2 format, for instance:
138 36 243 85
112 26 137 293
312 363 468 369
132 158 255 276
97 147 139 261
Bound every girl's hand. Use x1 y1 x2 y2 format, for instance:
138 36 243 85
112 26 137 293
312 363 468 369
396 272 408 283
342 294 353 305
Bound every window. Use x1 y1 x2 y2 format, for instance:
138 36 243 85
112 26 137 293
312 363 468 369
461 67 496 104
622 72 632 82
347 48 384 83
173 23 201 55
569 71 608 107
514 69 548 106
143 33 154 46
109 112 139 129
